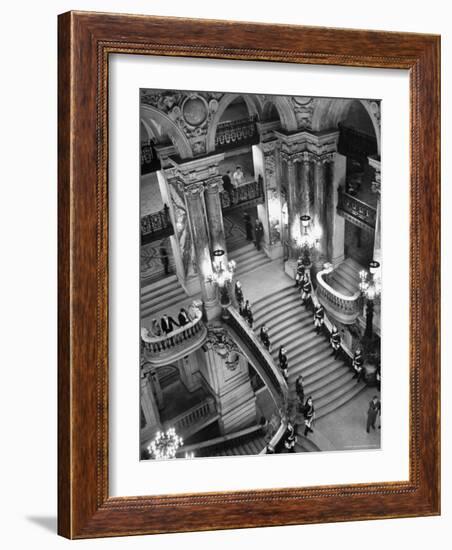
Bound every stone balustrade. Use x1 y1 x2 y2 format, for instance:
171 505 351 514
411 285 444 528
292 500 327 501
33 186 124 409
164 397 217 436
141 306 208 366
316 265 361 324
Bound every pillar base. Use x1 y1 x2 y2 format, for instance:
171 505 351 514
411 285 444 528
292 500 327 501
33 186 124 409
284 258 297 280
264 241 284 261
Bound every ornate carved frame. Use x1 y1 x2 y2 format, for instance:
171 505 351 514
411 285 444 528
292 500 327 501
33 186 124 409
58 11 440 538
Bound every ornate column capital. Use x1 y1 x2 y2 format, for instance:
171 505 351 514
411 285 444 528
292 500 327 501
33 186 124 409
184 181 205 199
204 175 223 194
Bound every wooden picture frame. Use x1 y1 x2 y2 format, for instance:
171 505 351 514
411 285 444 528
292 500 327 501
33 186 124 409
58 11 440 539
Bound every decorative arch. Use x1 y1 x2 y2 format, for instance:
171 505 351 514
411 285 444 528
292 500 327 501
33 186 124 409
206 93 263 153
261 96 298 132
140 104 193 159
311 98 381 154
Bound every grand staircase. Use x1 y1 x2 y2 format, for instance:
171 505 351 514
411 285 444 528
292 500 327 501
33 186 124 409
252 284 365 422
228 242 272 280
327 257 363 296
141 274 187 320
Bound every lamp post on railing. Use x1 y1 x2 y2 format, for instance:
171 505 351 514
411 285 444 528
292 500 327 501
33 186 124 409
359 260 381 343
297 215 321 271
206 249 236 315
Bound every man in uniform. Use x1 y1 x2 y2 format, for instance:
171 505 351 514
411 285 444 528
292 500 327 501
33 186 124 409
314 304 325 334
366 395 381 433
234 280 244 309
352 347 365 383
221 170 234 205
330 326 342 358
300 274 312 306
260 325 271 351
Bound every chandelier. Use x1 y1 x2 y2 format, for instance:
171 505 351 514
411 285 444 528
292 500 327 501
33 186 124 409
206 249 236 308
147 427 183 460
297 215 321 266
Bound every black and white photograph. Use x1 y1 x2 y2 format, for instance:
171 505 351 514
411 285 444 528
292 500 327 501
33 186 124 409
139 89 382 459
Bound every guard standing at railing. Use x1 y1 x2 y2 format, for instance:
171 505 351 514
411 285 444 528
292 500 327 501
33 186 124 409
300 274 312 306
284 422 297 453
234 280 244 309
259 325 271 351
294 257 305 287
313 304 325 333
278 346 289 380
352 347 365 383
330 326 342 358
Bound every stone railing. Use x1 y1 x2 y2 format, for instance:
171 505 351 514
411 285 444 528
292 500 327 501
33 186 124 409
337 186 377 231
141 306 207 366
215 116 258 151
220 178 264 210
140 206 174 244
180 422 265 457
225 306 288 410
316 265 361 325
164 397 217 437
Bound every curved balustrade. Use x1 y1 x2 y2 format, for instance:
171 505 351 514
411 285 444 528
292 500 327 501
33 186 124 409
225 306 288 410
215 116 258 151
316 265 361 324
141 308 207 366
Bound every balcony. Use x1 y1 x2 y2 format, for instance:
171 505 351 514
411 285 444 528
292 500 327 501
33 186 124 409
220 178 264 211
337 186 377 232
316 264 362 324
141 307 208 366
215 116 259 152
140 206 174 245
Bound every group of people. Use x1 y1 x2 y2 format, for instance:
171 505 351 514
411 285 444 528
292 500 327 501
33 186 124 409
149 308 193 338
221 166 245 205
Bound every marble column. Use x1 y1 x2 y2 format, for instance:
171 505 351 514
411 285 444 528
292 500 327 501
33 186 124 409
185 183 219 319
326 153 346 267
300 154 312 217
204 177 228 261
140 372 161 431
313 156 328 264
283 156 300 277
369 157 381 263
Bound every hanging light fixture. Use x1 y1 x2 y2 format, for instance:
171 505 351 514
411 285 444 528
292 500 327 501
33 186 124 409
147 427 183 460
206 249 236 307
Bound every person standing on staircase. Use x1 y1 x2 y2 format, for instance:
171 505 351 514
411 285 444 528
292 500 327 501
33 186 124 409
234 280 244 309
241 299 251 319
246 306 254 329
244 211 253 242
300 274 312 306
314 304 325 334
284 422 297 453
294 257 304 287
278 346 289 380
295 375 305 410
303 396 315 437
254 219 264 251
330 326 342 358
352 347 365 383
366 395 381 433
159 243 170 276
259 325 271 351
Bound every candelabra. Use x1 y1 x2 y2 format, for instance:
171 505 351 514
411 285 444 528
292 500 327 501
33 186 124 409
359 260 381 343
297 215 321 268
147 427 183 460
206 249 236 307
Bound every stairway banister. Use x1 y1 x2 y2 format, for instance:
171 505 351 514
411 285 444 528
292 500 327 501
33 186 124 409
180 423 265 455
316 265 361 302
163 396 216 431
225 306 288 407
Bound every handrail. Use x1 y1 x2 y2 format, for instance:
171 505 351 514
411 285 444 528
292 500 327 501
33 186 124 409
180 422 264 455
225 306 288 408
337 186 377 229
164 397 216 434
220 178 263 210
